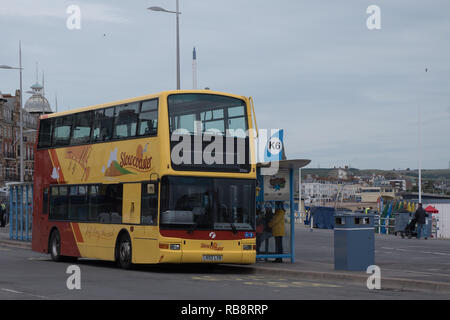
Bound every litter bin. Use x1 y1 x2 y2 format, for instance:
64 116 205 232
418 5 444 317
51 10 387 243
334 213 375 271
423 215 433 239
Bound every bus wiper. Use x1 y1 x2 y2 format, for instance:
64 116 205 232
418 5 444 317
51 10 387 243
187 221 198 234
230 222 238 235
221 204 238 235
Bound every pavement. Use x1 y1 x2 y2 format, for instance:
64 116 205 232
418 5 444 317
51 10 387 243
0 225 31 249
1 223 450 294
233 226 450 293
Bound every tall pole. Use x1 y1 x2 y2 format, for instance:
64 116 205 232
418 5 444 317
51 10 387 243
176 0 180 90
192 47 197 89
298 168 302 223
418 68 428 204
418 105 422 203
19 41 24 183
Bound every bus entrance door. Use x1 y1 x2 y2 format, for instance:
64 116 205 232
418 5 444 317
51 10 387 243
122 183 141 225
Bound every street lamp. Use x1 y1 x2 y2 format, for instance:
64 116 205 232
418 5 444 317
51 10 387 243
0 41 24 183
148 1 181 90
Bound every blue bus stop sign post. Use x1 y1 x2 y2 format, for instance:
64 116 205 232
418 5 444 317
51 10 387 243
289 168 295 263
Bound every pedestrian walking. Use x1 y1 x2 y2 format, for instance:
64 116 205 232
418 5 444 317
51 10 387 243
414 203 428 240
269 201 286 263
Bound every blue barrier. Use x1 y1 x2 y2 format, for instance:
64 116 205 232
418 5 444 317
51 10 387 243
310 206 335 229
8 183 33 241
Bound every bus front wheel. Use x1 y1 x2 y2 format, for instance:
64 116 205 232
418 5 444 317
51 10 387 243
116 233 133 269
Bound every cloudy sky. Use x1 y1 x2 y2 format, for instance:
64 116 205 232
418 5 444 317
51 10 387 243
1 0 449 170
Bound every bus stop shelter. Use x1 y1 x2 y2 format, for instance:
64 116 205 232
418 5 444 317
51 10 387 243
256 159 310 263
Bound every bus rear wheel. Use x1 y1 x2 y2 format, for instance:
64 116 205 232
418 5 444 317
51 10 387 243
116 233 133 269
50 230 62 262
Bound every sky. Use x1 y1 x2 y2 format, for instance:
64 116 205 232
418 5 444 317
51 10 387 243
0 0 449 170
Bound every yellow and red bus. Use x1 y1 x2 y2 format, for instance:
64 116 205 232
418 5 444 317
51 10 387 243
32 90 257 268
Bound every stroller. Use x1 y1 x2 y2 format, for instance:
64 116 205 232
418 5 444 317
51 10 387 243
401 217 417 239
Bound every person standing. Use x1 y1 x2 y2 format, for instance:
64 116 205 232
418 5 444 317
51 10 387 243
414 203 427 239
0 201 6 228
255 206 264 255
269 201 286 263
261 205 274 257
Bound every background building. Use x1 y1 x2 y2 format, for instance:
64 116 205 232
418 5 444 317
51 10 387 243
356 186 396 203
0 83 52 187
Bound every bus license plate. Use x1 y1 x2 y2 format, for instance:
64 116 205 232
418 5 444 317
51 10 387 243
202 255 223 262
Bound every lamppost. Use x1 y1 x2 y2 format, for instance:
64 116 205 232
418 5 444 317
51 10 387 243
0 41 24 183
148 1 181 90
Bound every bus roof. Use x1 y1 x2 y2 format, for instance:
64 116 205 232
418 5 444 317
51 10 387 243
40 90 247 120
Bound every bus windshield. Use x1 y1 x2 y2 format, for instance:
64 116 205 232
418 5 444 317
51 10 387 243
160 176 255 231
168 93 248 136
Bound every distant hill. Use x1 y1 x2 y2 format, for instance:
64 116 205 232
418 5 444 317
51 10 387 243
302 168 450 181
399 169 450 180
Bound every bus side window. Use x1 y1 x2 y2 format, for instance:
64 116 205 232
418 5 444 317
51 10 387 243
68 186 88 221
38 119 53 149
53 116 73 147
141 183 158 225
88 185 99 222
49 186 68 221
92 108 114 142
97 184 123 224
71 112 92 145
114 103 139 139
138 99 158 136
42 188 49 214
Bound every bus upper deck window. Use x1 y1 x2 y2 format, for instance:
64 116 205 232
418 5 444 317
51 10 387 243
138 99 158 136
93 108 114 142
53 116 72 146
38 119 53 148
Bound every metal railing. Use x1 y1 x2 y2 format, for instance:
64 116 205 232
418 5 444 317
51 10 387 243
373 216 395 234
8 183 33 241
373 215 438 238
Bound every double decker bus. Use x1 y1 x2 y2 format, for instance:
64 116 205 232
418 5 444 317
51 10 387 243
32 90 257 268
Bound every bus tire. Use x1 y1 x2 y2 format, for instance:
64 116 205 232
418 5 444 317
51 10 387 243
49 229 63 262
116 233 133 269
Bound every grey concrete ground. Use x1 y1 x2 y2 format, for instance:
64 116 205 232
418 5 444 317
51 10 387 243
1 244 449 300
1 224 450 299
242 225 450 293
293 225 450 283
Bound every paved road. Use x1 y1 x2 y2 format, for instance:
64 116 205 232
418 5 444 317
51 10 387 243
1 244 449 300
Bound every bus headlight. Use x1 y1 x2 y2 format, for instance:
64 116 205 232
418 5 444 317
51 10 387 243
170 244 181 250
243 244 254 250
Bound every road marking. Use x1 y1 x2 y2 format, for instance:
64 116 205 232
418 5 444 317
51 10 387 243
1 288 49 300
1 288 22 294
27 257 50 261
291 281 341 288
191 276 221 282
423 251 450 256
266 282 290 288
381 247 450 256
243 281 265 286
194 275 343 290
382 268 450 278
